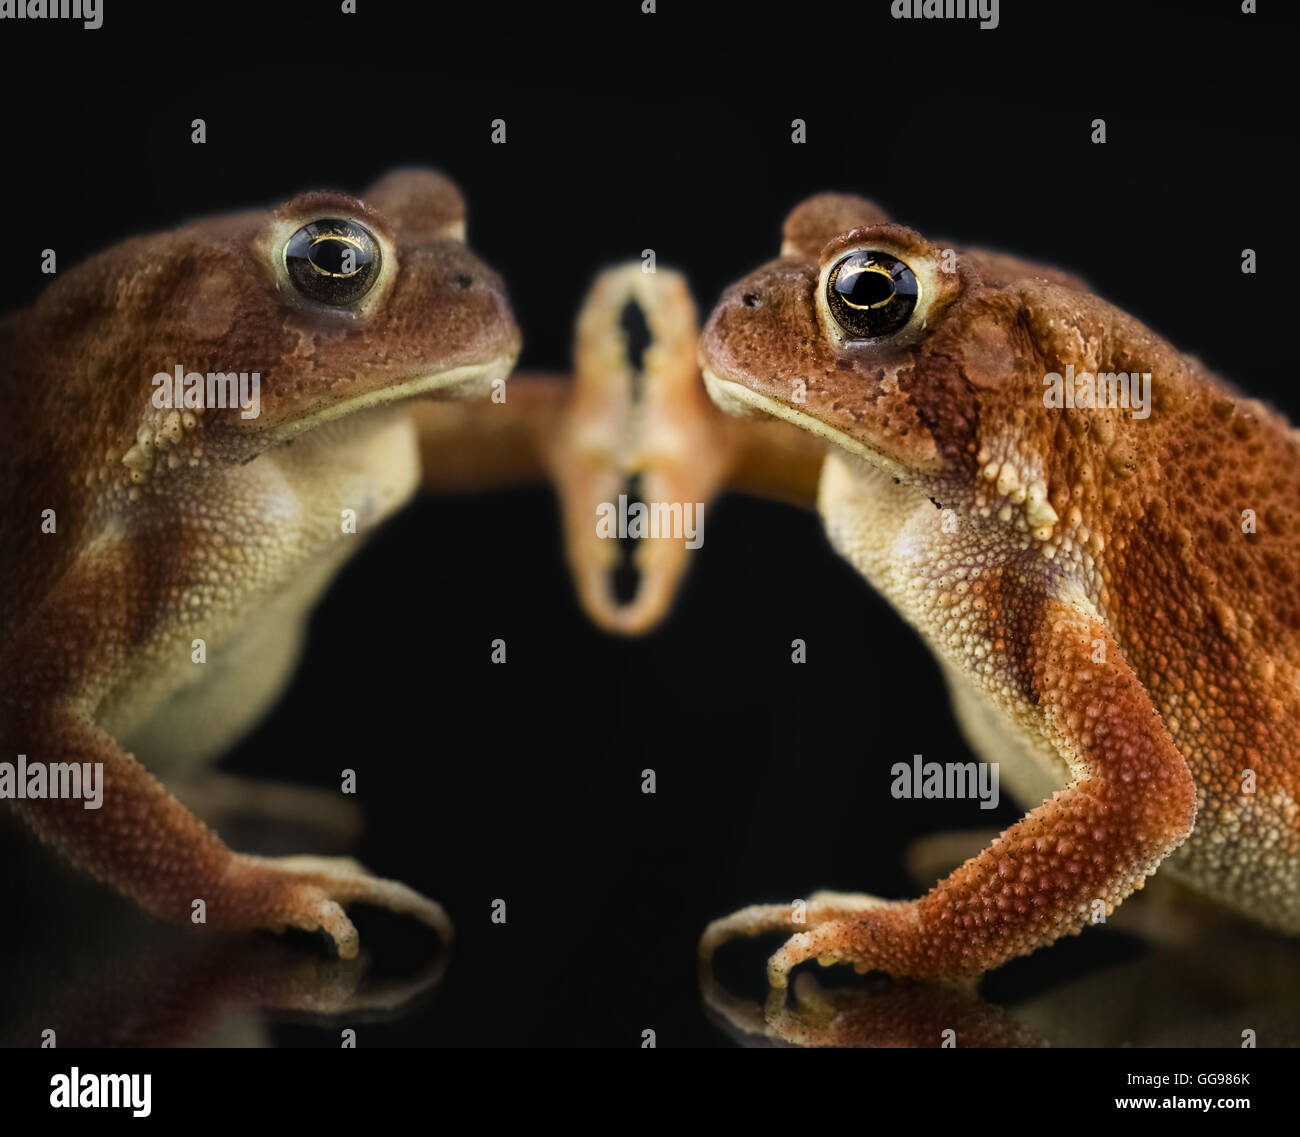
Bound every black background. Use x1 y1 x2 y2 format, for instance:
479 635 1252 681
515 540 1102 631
1 0 1295 1047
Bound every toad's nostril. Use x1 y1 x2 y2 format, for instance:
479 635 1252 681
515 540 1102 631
742 291 762 308
453 273 473 289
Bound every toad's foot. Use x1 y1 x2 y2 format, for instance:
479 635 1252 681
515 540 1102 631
700 890 907 989
225 854 452 960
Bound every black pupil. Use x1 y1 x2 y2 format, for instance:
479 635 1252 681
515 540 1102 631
285 218 380 306
311 236 367 276
837 268 895 308
825 250 919 339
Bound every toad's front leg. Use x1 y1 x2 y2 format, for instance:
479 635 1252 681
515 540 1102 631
702 602 1197 985
8 706 450 959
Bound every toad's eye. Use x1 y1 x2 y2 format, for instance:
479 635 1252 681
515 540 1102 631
825 250 918 339
284 218 381 307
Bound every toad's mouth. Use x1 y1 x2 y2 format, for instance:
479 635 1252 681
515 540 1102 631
700 365 912 480
262 352 517 445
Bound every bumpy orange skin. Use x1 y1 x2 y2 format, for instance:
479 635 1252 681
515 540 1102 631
699 192 1300 983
